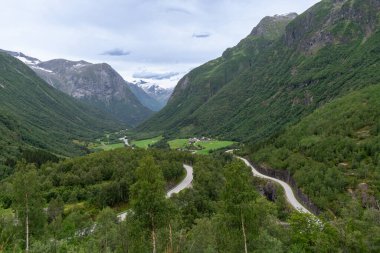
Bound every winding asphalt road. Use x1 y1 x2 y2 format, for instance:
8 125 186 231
225 150 311 214
237 156 311 214
166 164 194 198
117 163 193 221
116 145 310 222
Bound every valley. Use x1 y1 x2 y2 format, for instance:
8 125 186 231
0 0 379 252
88 133 237 155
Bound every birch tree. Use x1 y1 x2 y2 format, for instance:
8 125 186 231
221 160 258 253
11 162 46 252
131 156 170 253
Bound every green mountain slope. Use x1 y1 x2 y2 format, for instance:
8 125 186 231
249 84 380 215
139 0 380 143
0 52 123 169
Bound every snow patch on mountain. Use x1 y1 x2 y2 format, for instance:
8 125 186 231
14 54 41 65
31 66 53 73
133 80 173 98
128 80 174 110
73 63 88 68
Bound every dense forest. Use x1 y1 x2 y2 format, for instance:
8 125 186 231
0 147 379 252
243 85 380 251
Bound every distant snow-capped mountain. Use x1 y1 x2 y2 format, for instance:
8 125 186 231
133 80 173 106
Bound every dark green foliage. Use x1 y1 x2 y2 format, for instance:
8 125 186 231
251 85 380 214
0 148 192 218
1 148 378 252
40 148 191 208
150 138 170 150
21 149 59 167
249 85 380 251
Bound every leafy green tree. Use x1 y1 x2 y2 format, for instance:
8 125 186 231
11 162 46 252
47 196 64 252
0 207 18 251
61 210 92 239
289 212 338 252
220 160 258 253
185 218 217 253
130 156 170 253
91 207 119 252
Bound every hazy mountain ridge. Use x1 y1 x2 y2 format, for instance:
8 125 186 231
1 51 153 126
0 51 123 168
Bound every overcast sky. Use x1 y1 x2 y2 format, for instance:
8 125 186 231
1 0 320 88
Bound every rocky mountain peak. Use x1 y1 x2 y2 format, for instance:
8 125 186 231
38 59 91 72
250 13 298 39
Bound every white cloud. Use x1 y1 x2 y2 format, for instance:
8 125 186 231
0 0 320 87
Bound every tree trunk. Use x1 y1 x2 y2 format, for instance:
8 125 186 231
105 228 108 252
25 193 29 253
151 216 156 253
241 213 248 253
152 228 156 253
168 223 173 253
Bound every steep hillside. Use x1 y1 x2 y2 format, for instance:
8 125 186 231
249 84 380 215
140 0 380 142
0 52 123 171
2 52 152 126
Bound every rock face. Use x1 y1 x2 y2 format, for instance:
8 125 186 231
2 52 152 126
285 0 380 52
251 13 298 39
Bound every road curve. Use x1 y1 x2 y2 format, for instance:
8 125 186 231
166 164 193 198
235 155 311 214
118 163 193 221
